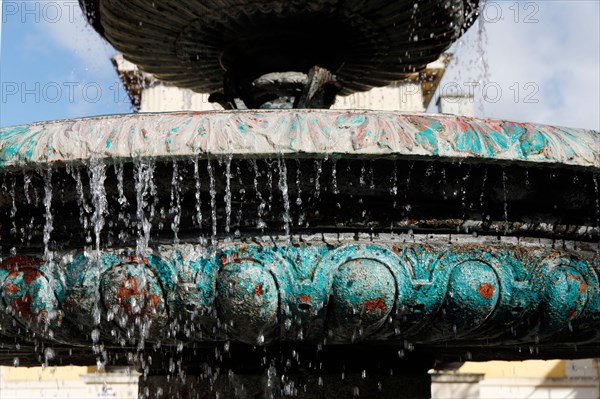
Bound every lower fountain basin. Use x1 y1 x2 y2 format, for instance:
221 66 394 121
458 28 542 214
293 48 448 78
0 110 598 367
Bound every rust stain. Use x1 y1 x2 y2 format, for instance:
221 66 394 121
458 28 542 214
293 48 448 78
20 269 43 284
115 276 158 314
0 256 43 271
567 273 586 294
363 297 387 312
11 292 40 323
477 283 494 299
253 283 263 297
147 294 159 307
117 276 140 306
220 253 240 265
125 255 149 265
3 283 19 294
299 294 311 304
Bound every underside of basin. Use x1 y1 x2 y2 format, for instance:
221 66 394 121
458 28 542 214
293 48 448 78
80 0 478 95
79 0 479 109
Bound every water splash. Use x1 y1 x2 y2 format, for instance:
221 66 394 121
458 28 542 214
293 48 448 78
193 157 203 235
502 168 509 228
331 159 339 194
224 156 233 235
252 160 267 231
135 161 156 257
278 158 291 238
390 161 398 196
42 168 54 270
89 160 108 258
207 160 218 245
170 161 182 244
295 159 305 227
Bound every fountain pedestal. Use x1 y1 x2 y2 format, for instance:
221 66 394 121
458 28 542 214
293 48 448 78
138 348 434 399
140 370 431 399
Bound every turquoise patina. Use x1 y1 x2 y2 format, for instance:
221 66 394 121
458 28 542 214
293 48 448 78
0 111 598 369
0 111 597 169
1 239 598 353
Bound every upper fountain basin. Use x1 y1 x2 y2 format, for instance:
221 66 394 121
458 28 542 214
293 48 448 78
79 0 479 95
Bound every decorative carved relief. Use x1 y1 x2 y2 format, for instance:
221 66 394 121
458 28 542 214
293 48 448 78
1 241 598 353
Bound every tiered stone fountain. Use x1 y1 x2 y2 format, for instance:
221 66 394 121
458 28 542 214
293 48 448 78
1 1 598 398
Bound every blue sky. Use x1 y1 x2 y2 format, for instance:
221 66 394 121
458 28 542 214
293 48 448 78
0 0 599 130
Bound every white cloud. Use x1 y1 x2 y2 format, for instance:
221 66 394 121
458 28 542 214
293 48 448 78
436 1 600 130
35 1 116 77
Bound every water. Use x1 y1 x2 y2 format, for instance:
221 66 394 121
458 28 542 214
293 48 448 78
331 159 339 194
42 168 54 269
252 160 267 230
0 155 596 387
314 160 323 199
134 161 157 257
170 161 182 244
278 158 291 238
223 156 232 235
207 159 218 244
502 168 509 229
390 161 398 196
594 174 600 250
295 159 305 227
90 160 108 257
23 173 32 204
69 165 91 238
1 158 594 268
193 157 203 232
115 162 130 244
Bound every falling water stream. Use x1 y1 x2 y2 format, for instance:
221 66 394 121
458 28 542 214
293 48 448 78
1 157 595 266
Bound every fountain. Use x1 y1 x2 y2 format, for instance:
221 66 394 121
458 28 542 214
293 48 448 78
1 1 598 398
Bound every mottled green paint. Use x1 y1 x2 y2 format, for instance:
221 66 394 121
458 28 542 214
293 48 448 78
1 243 598 350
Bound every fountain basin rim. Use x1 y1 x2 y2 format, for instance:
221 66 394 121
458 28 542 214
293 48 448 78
0 110 597 171
54 232 600 257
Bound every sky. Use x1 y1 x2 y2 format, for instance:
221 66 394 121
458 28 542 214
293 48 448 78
0 0 599 130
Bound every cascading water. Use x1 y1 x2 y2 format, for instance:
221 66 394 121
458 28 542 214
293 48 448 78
1 113 598 385
1 0 598 397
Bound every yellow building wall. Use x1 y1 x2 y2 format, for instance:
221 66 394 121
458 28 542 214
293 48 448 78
459 360 567 378
1 366 95 381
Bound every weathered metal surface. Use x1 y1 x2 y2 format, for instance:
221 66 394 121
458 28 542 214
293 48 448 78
0 111 598 169
79 0 478 97
1 237 599 358
1 111 598 371
0 256 63 339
